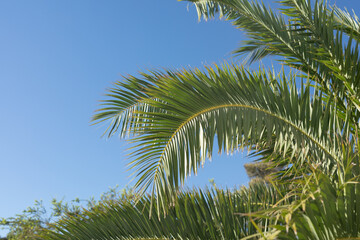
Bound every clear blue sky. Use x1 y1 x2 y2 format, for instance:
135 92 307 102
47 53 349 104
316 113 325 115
0 0 358 234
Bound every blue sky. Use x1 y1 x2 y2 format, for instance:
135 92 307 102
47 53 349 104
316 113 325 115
0 0 358 235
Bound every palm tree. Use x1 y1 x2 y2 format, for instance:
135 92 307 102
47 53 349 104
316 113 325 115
42 0 360 239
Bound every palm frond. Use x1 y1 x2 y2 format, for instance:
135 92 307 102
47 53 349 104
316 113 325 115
92 72 165 138
279 0 360 117
93 63 344 214
41 184 287 240
333 5 360 41
186 0 360 122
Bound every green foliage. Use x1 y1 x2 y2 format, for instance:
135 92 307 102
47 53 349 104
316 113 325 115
260 140 360 239
92 65 343 213
189 0 360 125
1 199 71 240
0 186 129 240
41 183 289 240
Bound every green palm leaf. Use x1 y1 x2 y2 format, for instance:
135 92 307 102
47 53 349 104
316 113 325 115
41 183 287 240
93 64 343 214
186 0 360 123
333 5 360 41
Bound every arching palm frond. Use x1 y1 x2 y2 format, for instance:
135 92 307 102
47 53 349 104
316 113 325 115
93 64 343 214
41 184 287 240
186 0 360 123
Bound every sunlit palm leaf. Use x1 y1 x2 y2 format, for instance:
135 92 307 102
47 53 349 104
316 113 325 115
333 5 360 41
187 0 360 124
93 64 343 214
